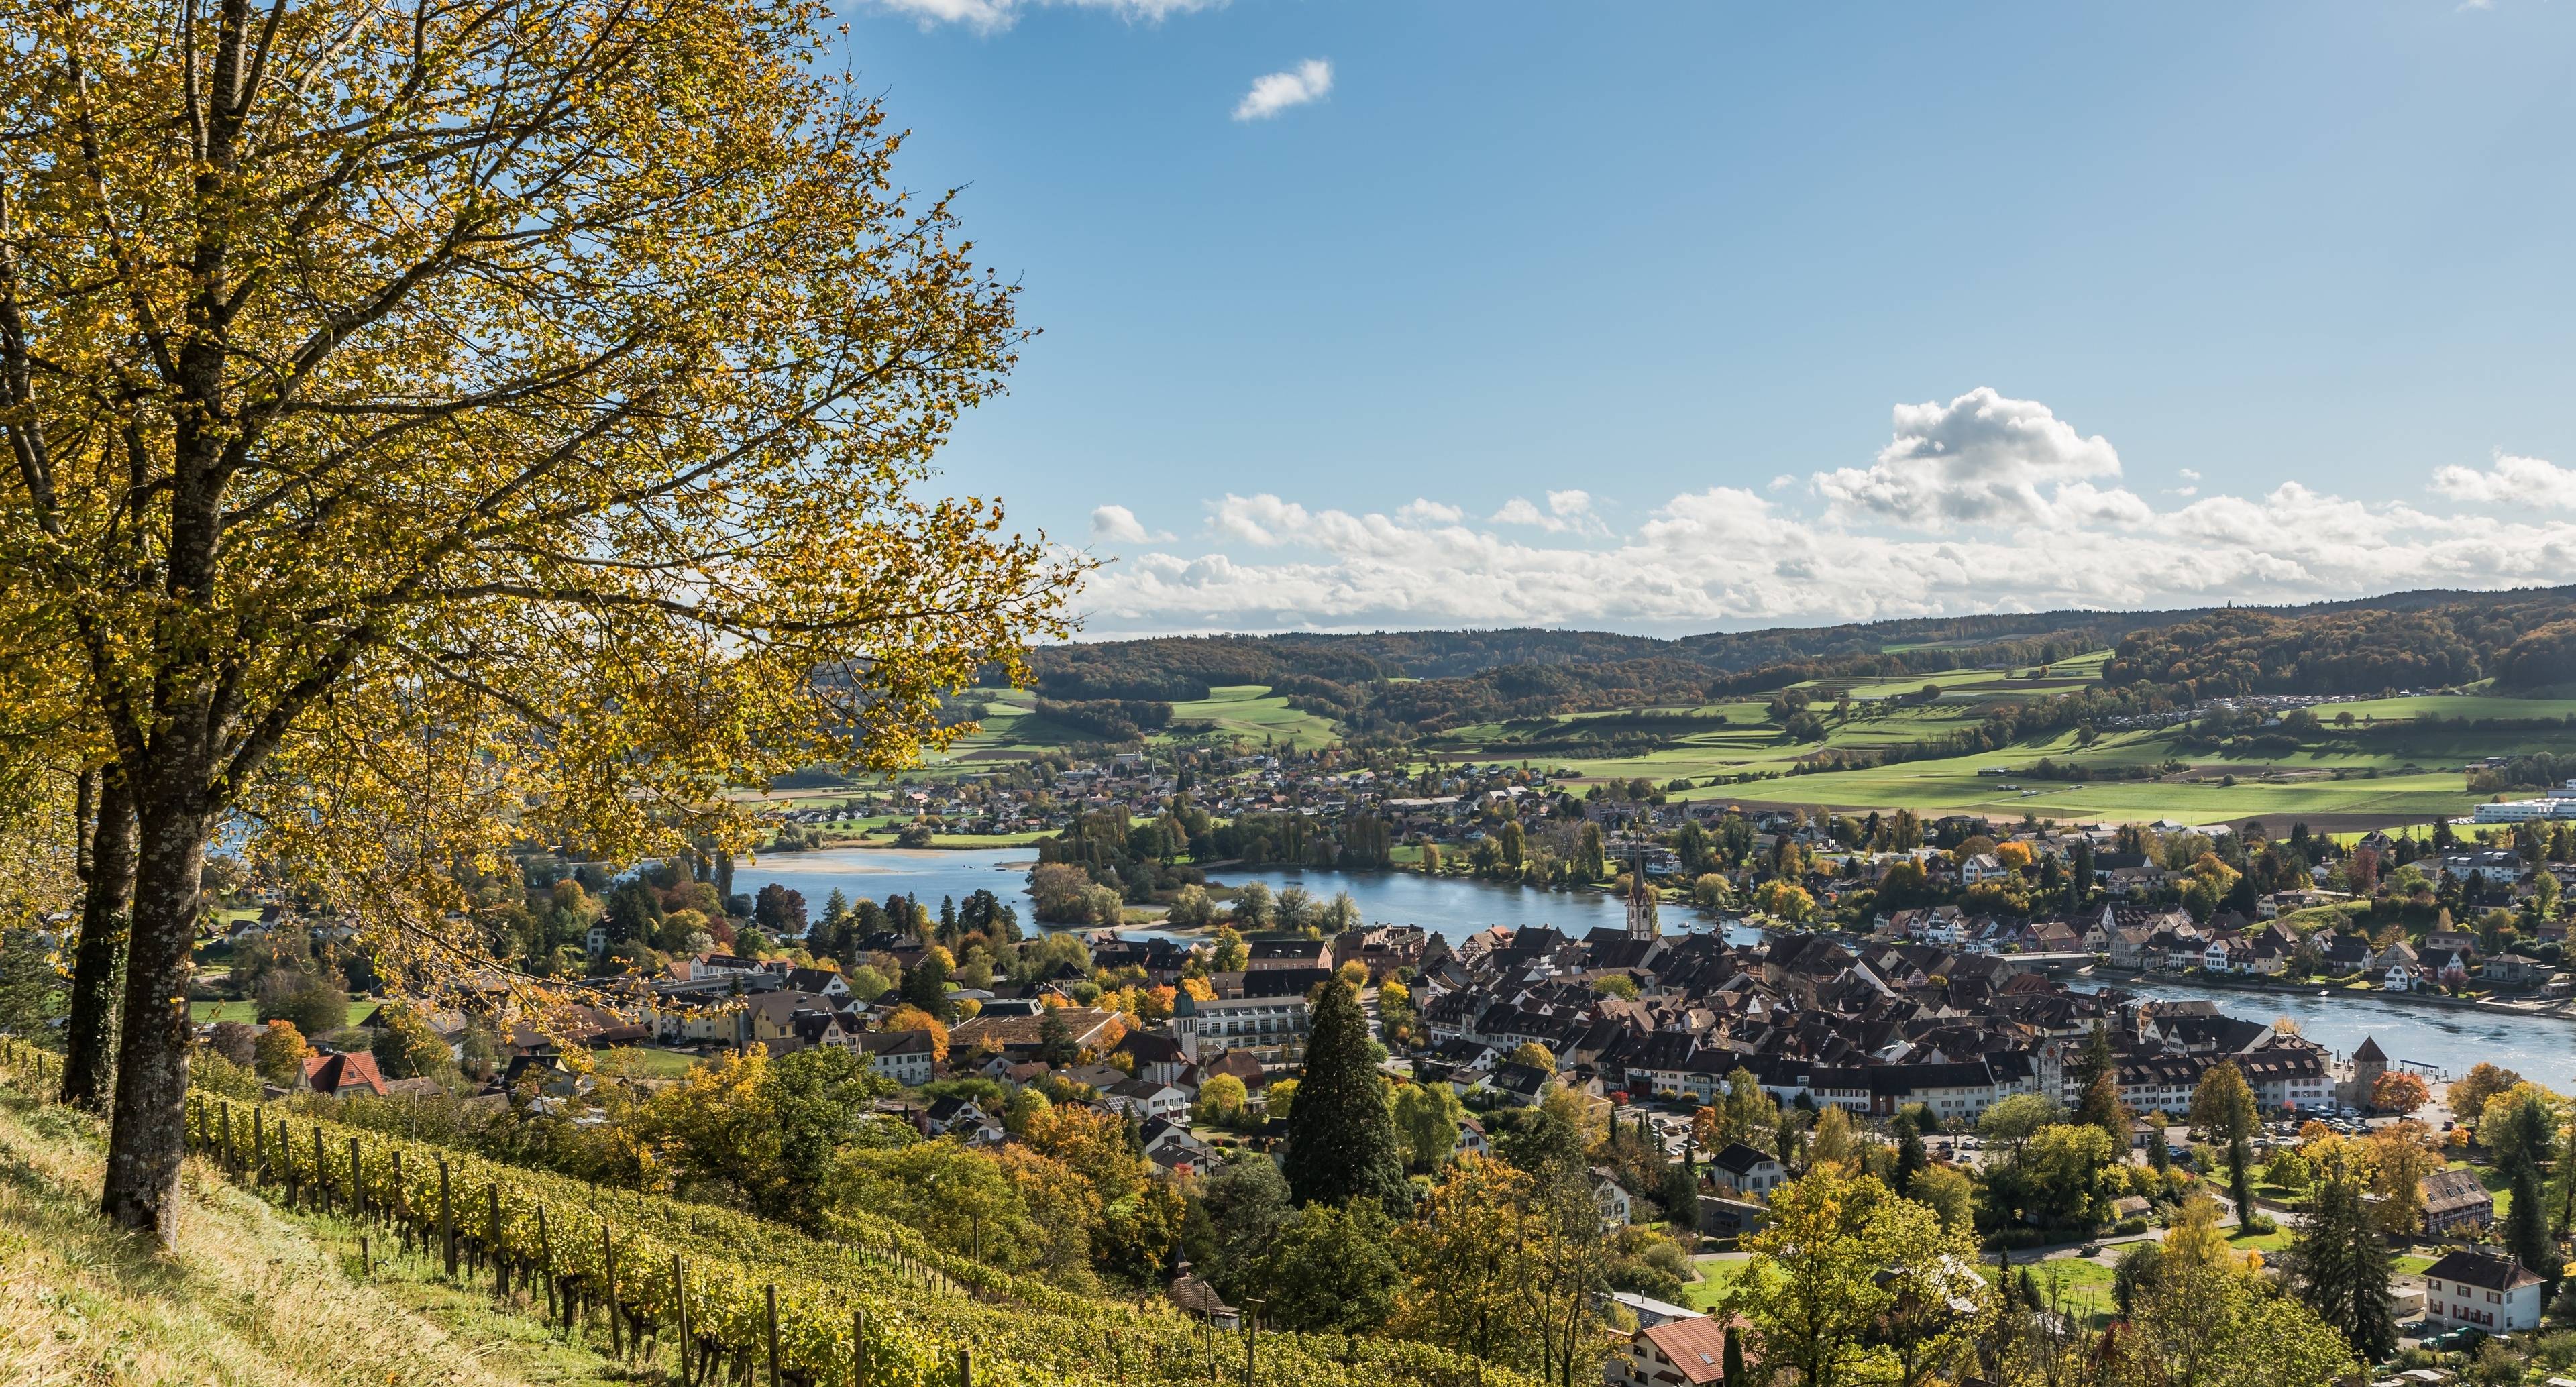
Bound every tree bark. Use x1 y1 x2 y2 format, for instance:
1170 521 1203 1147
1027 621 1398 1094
99 780 211 1243
61 765 138 1111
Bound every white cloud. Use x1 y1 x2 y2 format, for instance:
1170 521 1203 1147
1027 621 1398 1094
1486 490 1609 535
2430 453 2576 509
1069 393 2576 636
1233 59 1333 121
1811 386 2134 531
1089 504 1172 545
867 0 1221 32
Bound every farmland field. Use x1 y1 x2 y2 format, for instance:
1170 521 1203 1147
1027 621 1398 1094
847 660 2576 829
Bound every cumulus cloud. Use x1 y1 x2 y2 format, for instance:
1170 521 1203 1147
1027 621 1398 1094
1068 392 2576 636
2430 453 2576 509
1487 490 1608 535
1811 386 2135 530
1089 504 1172 545
867 0 1221 32
1234 59 1333 121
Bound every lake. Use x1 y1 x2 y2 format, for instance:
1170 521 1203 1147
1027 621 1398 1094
733 848 1756 945
733 847 2576 1091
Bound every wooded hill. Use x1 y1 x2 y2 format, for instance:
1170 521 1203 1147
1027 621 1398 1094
1024 586 2576 742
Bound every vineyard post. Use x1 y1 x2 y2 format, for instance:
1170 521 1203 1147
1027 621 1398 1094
313 1124 329 1215
957 1347 972 1387
252 1108 266 1186
1242 1299 1264 1387
537 1203 555 1320
672 1254 690 1386
604 1223 622 1358
490 1184 507 1298
350 1137 364 1222
852 1308 866 1387
361 1235 372 1276
218 1102 233 1176
764 1284 780 1387
392 1149 407 1250
440 1158 457 1276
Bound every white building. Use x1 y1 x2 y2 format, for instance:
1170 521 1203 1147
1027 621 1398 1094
2423 1249 2546 1333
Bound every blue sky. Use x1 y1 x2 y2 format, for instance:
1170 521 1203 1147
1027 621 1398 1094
844 0 2576 636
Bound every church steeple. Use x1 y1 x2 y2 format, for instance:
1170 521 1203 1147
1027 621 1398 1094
1625 843 1658 941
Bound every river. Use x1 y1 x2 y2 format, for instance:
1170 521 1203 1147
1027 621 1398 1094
733 847 2575 1092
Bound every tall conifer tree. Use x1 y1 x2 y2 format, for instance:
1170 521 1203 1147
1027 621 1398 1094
1282 977 1407 1211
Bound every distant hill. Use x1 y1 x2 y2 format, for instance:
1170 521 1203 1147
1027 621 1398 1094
1020 585 2576 740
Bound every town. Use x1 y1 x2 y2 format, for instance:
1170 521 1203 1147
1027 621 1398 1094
123 759 2576 1387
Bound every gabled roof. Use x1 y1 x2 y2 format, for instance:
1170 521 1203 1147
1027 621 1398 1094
1639 1315 1733 1386
1707 1142 1778 1176
2424 1247 2542 1292
302 1050 387 1097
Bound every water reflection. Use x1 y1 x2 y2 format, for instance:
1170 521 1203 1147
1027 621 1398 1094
731 848 2574 1091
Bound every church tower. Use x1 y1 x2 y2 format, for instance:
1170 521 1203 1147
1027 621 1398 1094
1625 845 1659 941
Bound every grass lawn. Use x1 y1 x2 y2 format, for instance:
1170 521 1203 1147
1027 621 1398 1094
1684 1252 1753 1310
593 1045 703 1080
186 999 260 1025
2021 1256 2121 1323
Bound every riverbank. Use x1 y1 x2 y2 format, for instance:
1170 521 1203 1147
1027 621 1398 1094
2092 967 2576 1024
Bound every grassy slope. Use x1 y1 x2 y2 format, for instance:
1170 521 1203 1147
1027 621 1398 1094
0 1089 637 1387
925 650 2576 825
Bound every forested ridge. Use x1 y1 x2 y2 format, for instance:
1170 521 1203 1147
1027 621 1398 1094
2105 590 2576 695
1026 586 2576 740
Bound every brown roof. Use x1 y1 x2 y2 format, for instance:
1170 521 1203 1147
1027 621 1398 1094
1640 1317 1736 1386
302 1051 388 1097
947 1007 1122 1050
2425 1247 2542 1292
2421 1167 2495 1214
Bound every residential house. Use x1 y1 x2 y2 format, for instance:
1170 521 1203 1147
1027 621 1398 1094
1706 1142 1788 1197
301 1051 390 1099
2423 1249 2545 1332
857 1028 936 1086
1611 1314 1740 1387
2421 1168 2496 1233
1102 1078 1191 1124
1591 1166 1635 1231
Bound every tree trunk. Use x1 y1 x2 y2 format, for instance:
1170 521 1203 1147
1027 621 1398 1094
100 783 211 1243
61 765 138 1111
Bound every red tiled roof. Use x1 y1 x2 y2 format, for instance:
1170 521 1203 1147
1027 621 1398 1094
301 1051 388 1097
1640 1315 1736 1386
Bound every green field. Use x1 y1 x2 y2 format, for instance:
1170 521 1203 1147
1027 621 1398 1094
942 683 1340 761
908 657 2576 827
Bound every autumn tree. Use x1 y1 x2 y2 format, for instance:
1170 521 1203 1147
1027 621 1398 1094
2370 1070 2430 1115
2191 1060 2262 1219
1391 1078 1468 1175
251 1019 309 1087
1727 1168 1988 1387
0 0 1079 1239
2451 1062 2524 1126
